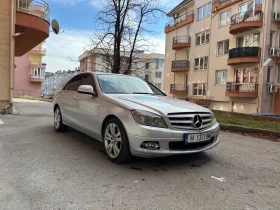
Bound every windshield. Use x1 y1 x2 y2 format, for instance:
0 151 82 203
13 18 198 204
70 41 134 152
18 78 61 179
97 74 165 95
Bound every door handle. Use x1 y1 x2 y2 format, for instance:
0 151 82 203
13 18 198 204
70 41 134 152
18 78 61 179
74 96 78 100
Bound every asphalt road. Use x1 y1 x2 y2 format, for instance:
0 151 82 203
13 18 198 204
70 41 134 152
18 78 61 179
0 98 279 210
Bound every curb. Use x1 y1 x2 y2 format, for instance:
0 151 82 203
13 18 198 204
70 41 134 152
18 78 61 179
220 124 280 138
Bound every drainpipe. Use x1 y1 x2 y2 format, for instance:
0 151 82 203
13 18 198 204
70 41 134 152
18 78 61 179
9 0 15 113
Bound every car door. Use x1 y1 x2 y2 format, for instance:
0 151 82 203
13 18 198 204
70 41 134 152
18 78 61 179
76 74 102 136
60 74 83 126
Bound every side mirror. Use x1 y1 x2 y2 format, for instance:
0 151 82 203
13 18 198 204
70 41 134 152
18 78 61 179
78 85 95 95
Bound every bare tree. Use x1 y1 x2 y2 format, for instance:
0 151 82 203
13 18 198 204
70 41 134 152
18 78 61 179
89 0 165 74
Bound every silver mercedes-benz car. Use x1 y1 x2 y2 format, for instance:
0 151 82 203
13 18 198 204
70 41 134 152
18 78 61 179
53 72 220 163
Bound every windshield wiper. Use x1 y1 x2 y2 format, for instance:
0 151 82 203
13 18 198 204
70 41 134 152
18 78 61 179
132 92 153 94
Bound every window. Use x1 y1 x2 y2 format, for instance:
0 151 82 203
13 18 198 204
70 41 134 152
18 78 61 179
215 70 227 84
278 66 280 84
102 56 107 62
193 84 207 96
197 3 212 20
195 57 208 70
145 74 149 80
196 30 210 45
64 74 83 91
235 67 258 83
145 63 149 69
155 72 162 78
219 10 231 27
155 83 161 89
217 40 229 55
269 32 274 48
81 74 96 90
237 33 260 47
156 60 162 68
239 1 254 13
267 67 271 83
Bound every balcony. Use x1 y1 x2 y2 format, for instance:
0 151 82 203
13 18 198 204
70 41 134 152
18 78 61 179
15 0 50 56
172 36 191 50
30 75 45 82
30 48 46 55
30 61 47 69
227 47 261 65
165 10 194 33
171 60 190 72
229 10 263 34
226 83 258 98
170 84 188 95
212 0 241 13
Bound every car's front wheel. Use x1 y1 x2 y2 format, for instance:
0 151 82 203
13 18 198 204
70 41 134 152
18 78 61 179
54 106 68 132
103 118 132 163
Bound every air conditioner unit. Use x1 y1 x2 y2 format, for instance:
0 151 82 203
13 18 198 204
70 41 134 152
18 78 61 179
273 85 278 93
174 13 179 19
269 48 278 57
273 12 280 21
267 83 274 93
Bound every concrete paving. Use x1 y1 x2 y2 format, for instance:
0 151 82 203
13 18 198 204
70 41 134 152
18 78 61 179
0 98 279 210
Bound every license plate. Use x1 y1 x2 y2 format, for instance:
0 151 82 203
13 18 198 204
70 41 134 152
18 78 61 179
185 133 211 143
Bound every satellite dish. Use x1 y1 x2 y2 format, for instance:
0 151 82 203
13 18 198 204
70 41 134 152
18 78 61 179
51 19 60 35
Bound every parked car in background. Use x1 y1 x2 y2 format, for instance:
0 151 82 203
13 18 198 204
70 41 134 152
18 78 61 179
53 73 220 163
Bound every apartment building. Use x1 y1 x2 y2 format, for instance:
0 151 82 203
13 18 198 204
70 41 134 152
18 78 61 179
14 42 47 95
42 68 80 98
164 0 280 114
0 0 50 113
79 50 165 90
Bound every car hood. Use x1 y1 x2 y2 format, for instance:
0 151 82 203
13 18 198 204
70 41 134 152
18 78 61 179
103 94 211 116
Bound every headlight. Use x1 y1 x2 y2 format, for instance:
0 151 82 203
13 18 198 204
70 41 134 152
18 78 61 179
131 110 167 128
211 112 217 125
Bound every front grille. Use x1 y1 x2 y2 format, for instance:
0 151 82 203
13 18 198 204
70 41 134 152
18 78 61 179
168 112 212 130
169 138 215 151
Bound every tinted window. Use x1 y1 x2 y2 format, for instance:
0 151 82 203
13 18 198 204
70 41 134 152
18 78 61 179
81 74 96 89
64 74 83 91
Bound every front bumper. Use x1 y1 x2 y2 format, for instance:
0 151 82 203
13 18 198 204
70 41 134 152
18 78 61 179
127 123 220 158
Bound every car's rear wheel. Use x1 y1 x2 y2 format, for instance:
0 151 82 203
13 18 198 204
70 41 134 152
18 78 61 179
54 106 68 132
103 118 132 163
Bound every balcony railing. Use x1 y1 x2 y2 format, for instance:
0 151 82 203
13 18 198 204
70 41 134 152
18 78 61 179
31 48 46 54
165 10 194 27
172 60 189 68
173 36 190 44
170 84 188 92
16 0 50 22
30 61 47 66
30 75 45 80
213 0 262 5
231 10 262 26
226 83 258 93
229 47 259 59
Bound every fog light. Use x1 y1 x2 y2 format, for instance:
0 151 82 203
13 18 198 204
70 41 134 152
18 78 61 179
141 142 160 150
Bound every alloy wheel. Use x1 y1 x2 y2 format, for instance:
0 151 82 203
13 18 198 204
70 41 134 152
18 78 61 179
104 123 122 158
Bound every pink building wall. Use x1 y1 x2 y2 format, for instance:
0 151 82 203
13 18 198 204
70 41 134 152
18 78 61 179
14 52 42 95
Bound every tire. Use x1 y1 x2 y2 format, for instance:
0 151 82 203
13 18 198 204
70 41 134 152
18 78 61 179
103 118 132 163
54 106 68 132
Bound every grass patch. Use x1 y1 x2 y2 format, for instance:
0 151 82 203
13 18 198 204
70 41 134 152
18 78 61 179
216 116 280 132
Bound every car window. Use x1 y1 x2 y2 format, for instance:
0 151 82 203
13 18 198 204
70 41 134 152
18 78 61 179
64 74 83 91
81 74 96 89
97 74 165 95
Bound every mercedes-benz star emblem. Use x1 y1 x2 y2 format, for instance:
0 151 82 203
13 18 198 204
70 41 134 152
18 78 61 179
193 114 203 128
